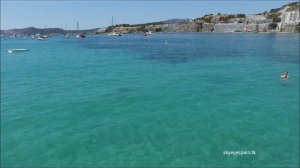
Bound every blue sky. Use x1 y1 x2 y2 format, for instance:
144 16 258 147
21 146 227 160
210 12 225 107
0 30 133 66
1 0 296 30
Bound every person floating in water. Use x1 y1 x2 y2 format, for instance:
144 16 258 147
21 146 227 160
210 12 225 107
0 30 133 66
280 71 289 79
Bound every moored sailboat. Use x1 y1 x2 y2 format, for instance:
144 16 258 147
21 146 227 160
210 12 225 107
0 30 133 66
107 16 123 36
76 21 86 39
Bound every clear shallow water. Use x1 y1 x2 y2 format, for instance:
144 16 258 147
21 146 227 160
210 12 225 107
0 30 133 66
1 33 299 167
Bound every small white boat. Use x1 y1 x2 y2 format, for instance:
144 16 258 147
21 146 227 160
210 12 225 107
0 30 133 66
144 31 153 36
38 37 46 41
64 34 70 38
40 35 48 38
107 32 122 36
8 49 29 53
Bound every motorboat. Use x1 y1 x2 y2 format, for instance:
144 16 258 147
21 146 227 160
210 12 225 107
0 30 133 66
144 31 154 36
107 32 122 36
8 49 29 53
40 35 48 38
64 34 71 38
38 37 46 41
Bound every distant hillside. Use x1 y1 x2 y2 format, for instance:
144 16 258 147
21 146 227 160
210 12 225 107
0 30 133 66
133 19 191 26
105 18 191 32
4 27 64 35
193 13 246 23
108 19 190 27
2 27 99 35
269 1 299 13
262 2 299 22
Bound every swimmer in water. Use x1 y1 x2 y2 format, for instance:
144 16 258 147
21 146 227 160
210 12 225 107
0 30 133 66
281 71 289 79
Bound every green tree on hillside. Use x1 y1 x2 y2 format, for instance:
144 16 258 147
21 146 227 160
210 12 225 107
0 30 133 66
267 13 281 22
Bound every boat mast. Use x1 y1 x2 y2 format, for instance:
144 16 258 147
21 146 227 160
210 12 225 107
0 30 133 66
77 21 79 32
111 16 115 33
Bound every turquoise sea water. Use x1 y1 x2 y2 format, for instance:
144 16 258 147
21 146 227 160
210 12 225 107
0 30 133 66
1 33 299 167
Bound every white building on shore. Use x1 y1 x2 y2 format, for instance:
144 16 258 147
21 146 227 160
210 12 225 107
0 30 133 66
214 23 244 32
244 15 272 24
280 11 300 24
278 11 300 32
